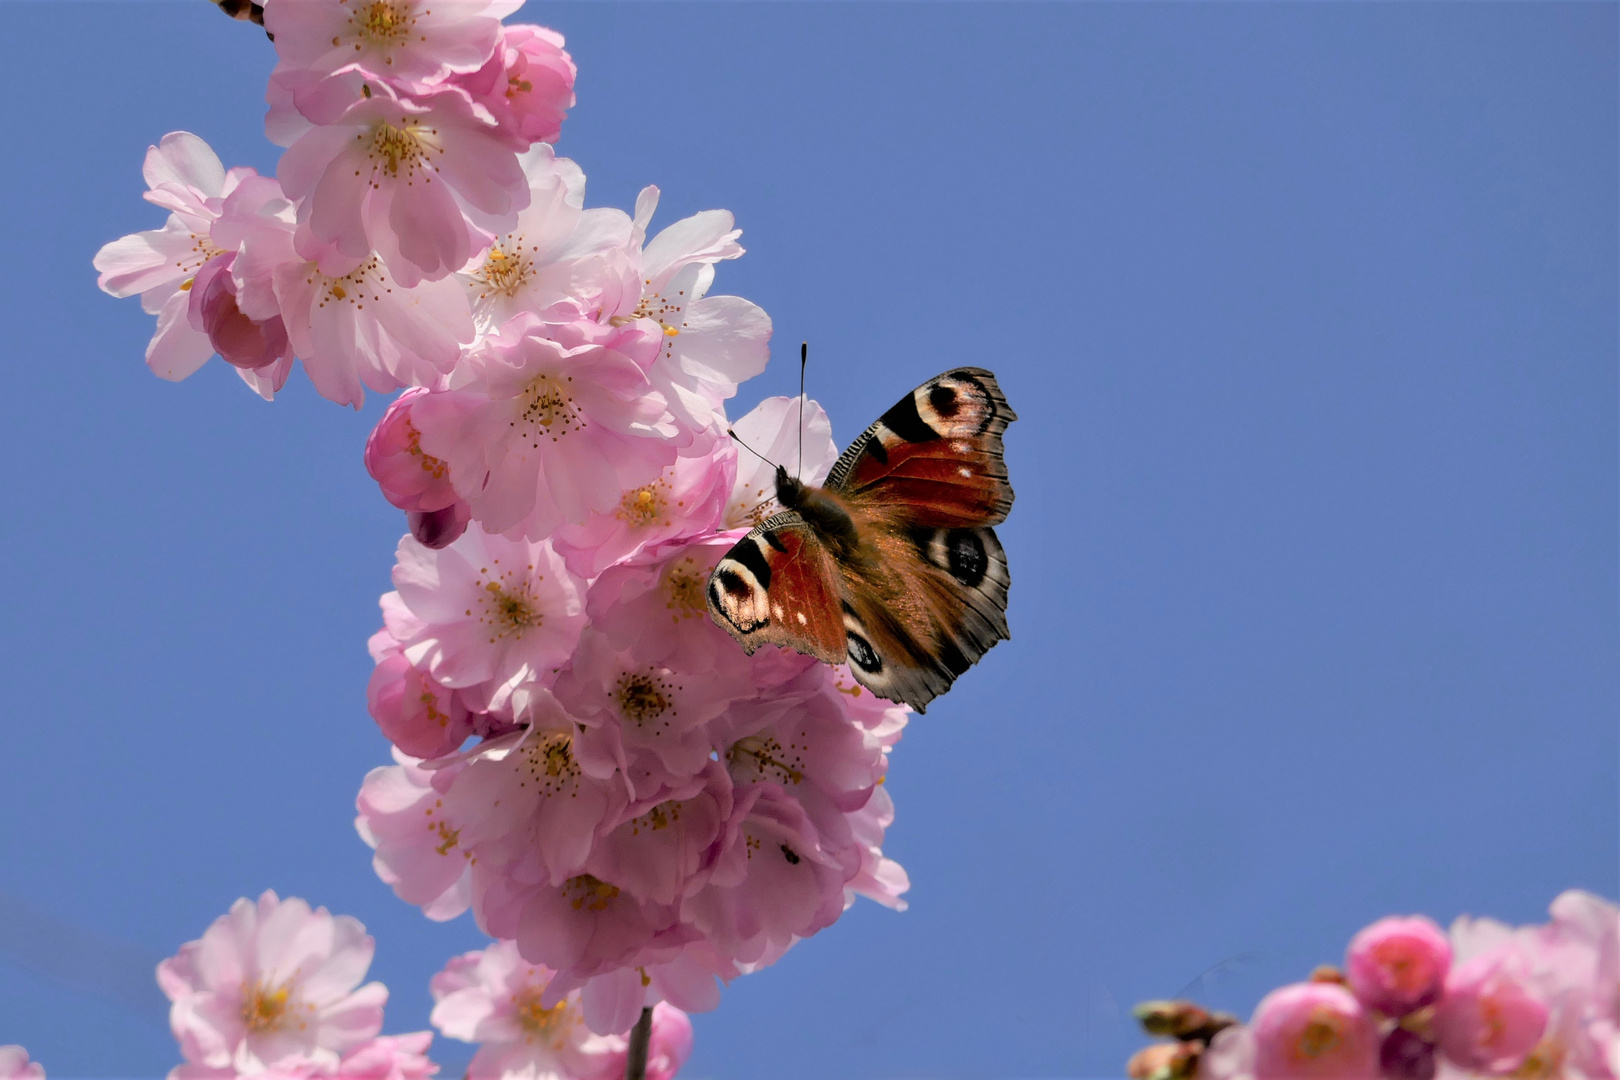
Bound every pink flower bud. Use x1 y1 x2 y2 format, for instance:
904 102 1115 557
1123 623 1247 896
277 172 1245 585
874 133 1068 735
188 253 292 372
1379 1028 1437 1080
454 24 577 146
409 504 471 550
1252 982 1379 1080
364 389 469 526
367 651 473 760
1345 915 1451 1015
1432 952 1548 1074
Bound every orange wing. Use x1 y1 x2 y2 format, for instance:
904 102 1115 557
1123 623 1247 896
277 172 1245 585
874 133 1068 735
826 367 1015 528
706 513 846 664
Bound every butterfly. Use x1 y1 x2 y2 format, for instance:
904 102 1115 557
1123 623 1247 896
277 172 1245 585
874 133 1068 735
706 368 1015 712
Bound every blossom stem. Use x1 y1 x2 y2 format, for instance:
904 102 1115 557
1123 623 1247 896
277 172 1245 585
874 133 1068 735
624 1006 654 1080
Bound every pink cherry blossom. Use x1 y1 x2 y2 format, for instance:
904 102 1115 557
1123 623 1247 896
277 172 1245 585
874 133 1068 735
328 1033 438 1080
452 24 577 147
583 535 755 677
510 872 693 988
1441 895 1612 1079
0 1048 42 1080
438 705 625 893
429 940 641 1080
93 132 278 390
684 783 855 968
553 429 736 579
458 146 637 336
278 80 528 287
387 527 586 711
171 1033 438 1080
556 628 754 784
555 950 734 1037
723 395 837 528
412 317 680 540
1345 915 1451 1016
263 239 475 407
265 0 521 93
157 891 388 1075
1434 951 1549 1074
355 750 473 921
844 782 910 912
1249 982 1378 1080
584 761 737 907
1539 890 1620 1080
608 188 772 433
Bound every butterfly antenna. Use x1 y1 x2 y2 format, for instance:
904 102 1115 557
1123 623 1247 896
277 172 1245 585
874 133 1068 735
727 429 780 471
797 341 808 478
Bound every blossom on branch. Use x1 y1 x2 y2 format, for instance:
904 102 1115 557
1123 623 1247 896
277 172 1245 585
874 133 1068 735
265 0 522 92
429 941 691 1080
157 891 389 1075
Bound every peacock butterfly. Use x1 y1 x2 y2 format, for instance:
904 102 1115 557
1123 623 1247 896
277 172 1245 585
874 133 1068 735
706 368 1015 711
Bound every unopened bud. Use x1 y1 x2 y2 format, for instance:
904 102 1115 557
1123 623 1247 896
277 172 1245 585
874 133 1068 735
1127 1041 1200 1080
1133 1000 1238 1043
1309 964 1348 985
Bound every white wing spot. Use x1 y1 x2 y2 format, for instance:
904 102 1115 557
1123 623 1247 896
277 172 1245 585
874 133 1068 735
796 611 807 625
958 467 973 478
773 603 784 619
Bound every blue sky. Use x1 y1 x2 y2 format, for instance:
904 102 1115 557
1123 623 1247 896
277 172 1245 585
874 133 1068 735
0 3 1614 1078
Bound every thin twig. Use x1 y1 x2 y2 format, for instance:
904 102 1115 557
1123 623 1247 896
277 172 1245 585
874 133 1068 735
624 1006 654 1080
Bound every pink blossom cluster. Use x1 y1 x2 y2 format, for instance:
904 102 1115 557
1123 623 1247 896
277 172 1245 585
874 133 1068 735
1133 891 1620 1080
95 0 578 405
156 890 436 1080
0 1048 43 1080
97 0 912 1040
430 940 691 1080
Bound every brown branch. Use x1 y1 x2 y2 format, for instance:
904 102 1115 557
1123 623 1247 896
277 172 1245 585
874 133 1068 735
624 1006 654 1080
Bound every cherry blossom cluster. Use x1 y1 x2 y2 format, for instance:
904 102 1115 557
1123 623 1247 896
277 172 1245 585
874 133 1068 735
1128 890 1619 1080
95 0 913 1042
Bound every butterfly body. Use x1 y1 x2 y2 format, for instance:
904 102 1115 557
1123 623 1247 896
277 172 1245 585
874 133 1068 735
707 369 1016 712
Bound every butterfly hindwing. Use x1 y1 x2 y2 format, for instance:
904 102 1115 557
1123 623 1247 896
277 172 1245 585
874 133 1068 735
706 513 847 664
831 519 1010 711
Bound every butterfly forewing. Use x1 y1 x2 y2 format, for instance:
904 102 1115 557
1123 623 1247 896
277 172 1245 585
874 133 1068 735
827 368 1016 527
705 513 846 664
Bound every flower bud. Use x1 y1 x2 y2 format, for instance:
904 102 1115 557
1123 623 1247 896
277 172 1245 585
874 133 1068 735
366 393 475 550
1432 952 1548 1074
1379 1027 1437 1080
1128 1042 1200 1080
367 651 473 759
1134 1000 1239 1041
188 253 292 372
1252 982 1378 1080
1345 916 1451 1016
408 504 471 550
